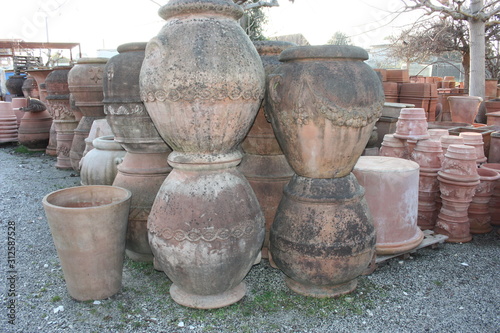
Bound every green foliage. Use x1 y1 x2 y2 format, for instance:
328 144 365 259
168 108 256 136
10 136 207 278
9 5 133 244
327 31 352 46
240 1 268 41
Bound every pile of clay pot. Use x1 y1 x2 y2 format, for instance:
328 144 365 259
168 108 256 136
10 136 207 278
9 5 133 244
380 107 500 242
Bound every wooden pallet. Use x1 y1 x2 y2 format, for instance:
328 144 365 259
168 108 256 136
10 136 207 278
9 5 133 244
363 230 448 274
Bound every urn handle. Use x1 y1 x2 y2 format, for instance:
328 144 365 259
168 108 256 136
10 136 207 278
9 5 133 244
268 74 283 105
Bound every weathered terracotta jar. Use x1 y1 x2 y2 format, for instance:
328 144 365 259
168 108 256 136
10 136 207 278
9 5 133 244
0 102 18 143
18 98 52 151
239 40 295 259
469 168 500 234
45 66 77 169
479 163 500 226
394 108 430 141
103 42 172 262
267 45 381 298
140 0 265 309
68 58 108 171
270 174 375 296
379 134 409 159
80 136 126 186
435 145 480 242
42 185 131 301
448 96 483 124
353 157 423 254
6 74 26 96
267 45 384 178
460 132 487 165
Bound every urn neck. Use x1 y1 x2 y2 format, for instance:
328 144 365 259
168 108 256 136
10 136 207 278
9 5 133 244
158 0 243 21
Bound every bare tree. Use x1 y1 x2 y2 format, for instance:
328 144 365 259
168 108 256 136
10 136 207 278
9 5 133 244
327 31 352 46
399 0 500 98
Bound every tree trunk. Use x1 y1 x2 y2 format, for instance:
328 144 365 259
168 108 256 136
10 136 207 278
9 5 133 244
462 50 470 91
468 0 486 98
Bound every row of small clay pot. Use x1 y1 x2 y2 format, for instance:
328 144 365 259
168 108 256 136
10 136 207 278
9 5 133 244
379 108 499 242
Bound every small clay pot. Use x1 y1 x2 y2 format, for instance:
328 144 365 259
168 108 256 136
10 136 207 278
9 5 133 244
411 139 443 172
460 132 487 165
379 134 409 159
394 108 430 141
428 129 449 141
440 135 465 155
469 168 500 234
448 96 483 124
439 144 479 182
80 136 126 185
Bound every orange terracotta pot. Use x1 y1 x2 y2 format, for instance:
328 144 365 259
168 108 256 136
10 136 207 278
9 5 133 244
469 168 500 234
448 96 483 124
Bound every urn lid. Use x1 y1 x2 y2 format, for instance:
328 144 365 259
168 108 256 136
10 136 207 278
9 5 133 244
117 42 147 53
159 0 243 20
279 45 369 62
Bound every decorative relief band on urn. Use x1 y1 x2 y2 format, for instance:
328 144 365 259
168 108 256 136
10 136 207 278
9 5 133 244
149 224 255 242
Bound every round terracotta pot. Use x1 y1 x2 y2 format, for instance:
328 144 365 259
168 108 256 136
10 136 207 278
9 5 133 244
68 58 108 171
439 144 479 182
489 131 500 163
460 132 487 165
103 42 172 262
270 173 375 297
45 66 76 169
18 109 52 151
394 108 430 141
238 40 295 259
80 135 126 186
353 157 423 255
266 45 385 179
379 134 409 159
428 129 449 141
140 1 265 161
479 163 500 226
486 110 500 127
148 162 265 309
411 139 443 171
6 74 26 96
440 135 465 155
469 168 500 234
140 0 265 309
417 171 441 230
448 96 483 124
42 185 131 301
82 119 114 158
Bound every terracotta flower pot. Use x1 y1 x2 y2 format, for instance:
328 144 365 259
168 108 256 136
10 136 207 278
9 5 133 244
68 58 109 171
440 135 465 155
18 108 52 151
266 45 385 178
479 163 500 226
486 110 500 127
428 129 449 141
140 0 265 309
42 185 131 301
0 102 18 143
103 42 172 262
489 131 500 163
460 132 487 165
80 135 126 186
379 134 409 159
469 168 500 234
411 139 443 171
435 144 480 242
394 108 430 141
448 96 483 124
270 174 375 296
353 157 423 254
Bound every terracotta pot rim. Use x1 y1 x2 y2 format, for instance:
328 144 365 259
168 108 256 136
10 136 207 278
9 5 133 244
447 95 483 102
158 0 243 21
117 42 147 53
279 45 368 62
437 172 480 183
42 185 131 211
478 168 500 180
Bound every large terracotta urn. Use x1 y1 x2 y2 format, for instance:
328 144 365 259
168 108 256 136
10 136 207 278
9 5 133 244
103 42 172 262
140 0 265 309
238 40 295 259
448 96 483 124
68 57 108 171
18 98 52 151
45 66 77 169
267 45 384 297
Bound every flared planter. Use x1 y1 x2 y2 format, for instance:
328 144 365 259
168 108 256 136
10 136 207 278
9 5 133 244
448 96 483 124
140 0 265 308
42 185 131 301
267 44 383 297
104 42 172 262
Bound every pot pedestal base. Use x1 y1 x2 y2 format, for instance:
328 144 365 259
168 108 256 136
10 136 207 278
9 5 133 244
170 282 246 310
285 276 357 298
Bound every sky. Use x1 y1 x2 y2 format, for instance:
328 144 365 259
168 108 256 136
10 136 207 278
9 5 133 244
1 0 423 58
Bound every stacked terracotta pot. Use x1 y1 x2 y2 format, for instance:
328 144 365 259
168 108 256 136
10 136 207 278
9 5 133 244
460 132 487 165
103 42 172 262
479 163 500 227
379 134 408 159
468 168 500 234
0 102 18 143
393 108 430 156
68 58 109 171
140 0 265 309
238 40 295 259
434 144 480 242
267 45 383 298
45 66 77 169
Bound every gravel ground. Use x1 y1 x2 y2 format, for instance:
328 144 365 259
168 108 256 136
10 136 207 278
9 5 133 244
1 143 499 333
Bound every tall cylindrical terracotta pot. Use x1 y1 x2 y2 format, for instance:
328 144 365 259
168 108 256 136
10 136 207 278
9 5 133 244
140 0 265 309
45 66 77 169
103 42 172 262
68 57 109 171
42 185 131 301
238 40 295 259
267 45 384 297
